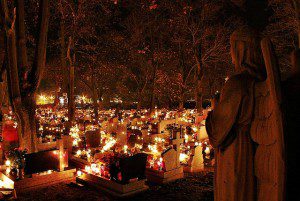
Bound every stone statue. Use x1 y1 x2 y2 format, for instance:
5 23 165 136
283 49 300 200
250 38 286 201
206 27 264 201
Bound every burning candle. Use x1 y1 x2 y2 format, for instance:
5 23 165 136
205 147 210 155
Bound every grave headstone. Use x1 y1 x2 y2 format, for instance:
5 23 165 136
185 146 204 172
116 131 127 146
110 153 148 184
146 131 184 183
171 132 184 168
24 150 60 175
85 129 101 148
198 125 208 141
158 119 176 134
162 148 177 171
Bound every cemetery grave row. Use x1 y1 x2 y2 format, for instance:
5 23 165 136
0 106 214 199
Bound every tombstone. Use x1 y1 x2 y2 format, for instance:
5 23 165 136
116 131 127 146
108 122 118 133
131 118 138 126
24 150 62 175
162 148 177 171
197 125 208 141
171 132 184 167
101 120 109 130
85 129 101 148
141 129 148 139
158 119 176 134
112 117 119 124
110 153 148 184
146 131 184 183
184 146 204 172
76 153 149 197
150 123 158 134
127 135 138 148
2 138 76 193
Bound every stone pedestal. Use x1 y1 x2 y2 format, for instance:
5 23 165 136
0 168 76 194
146 166 184 184
85 129 101 148
76 172 149 197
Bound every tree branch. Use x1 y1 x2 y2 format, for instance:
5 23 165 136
28 0 49 94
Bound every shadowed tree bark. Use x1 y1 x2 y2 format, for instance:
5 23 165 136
194 45 204 112
0 27 6 122
291 0 300 48
0 0 49 152
67 36 75 129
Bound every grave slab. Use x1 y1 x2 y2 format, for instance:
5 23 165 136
76 172 148 197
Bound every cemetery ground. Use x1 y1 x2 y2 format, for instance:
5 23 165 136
16 171 213 201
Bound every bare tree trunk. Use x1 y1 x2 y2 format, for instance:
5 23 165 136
58 0 67 91
0 28 6 110
15 0 28 71
137 94 142 110
292 0 300 48
97 89 104 110
1 0 49 152
178 43 185 110
91 71 98 123
179 89 184 110
150 62 157 113
67 37 75 128
194 45 204 113
91 91 99 123
53 86 60 109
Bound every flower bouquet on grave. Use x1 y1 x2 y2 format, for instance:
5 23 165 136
5 148 27 179
147 155 165 171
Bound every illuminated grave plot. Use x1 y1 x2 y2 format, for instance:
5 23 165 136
1 139 75 193
146 132 184 184
69 122 149 197
179 125 205 173
76 153 149 197
182 145 204 173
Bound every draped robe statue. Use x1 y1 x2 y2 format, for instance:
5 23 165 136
206 27 262 201
251 39 286 201
206 27 286 201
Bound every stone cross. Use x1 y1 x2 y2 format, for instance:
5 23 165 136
171 132 184 167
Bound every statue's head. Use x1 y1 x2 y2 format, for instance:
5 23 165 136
230 26 266 81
